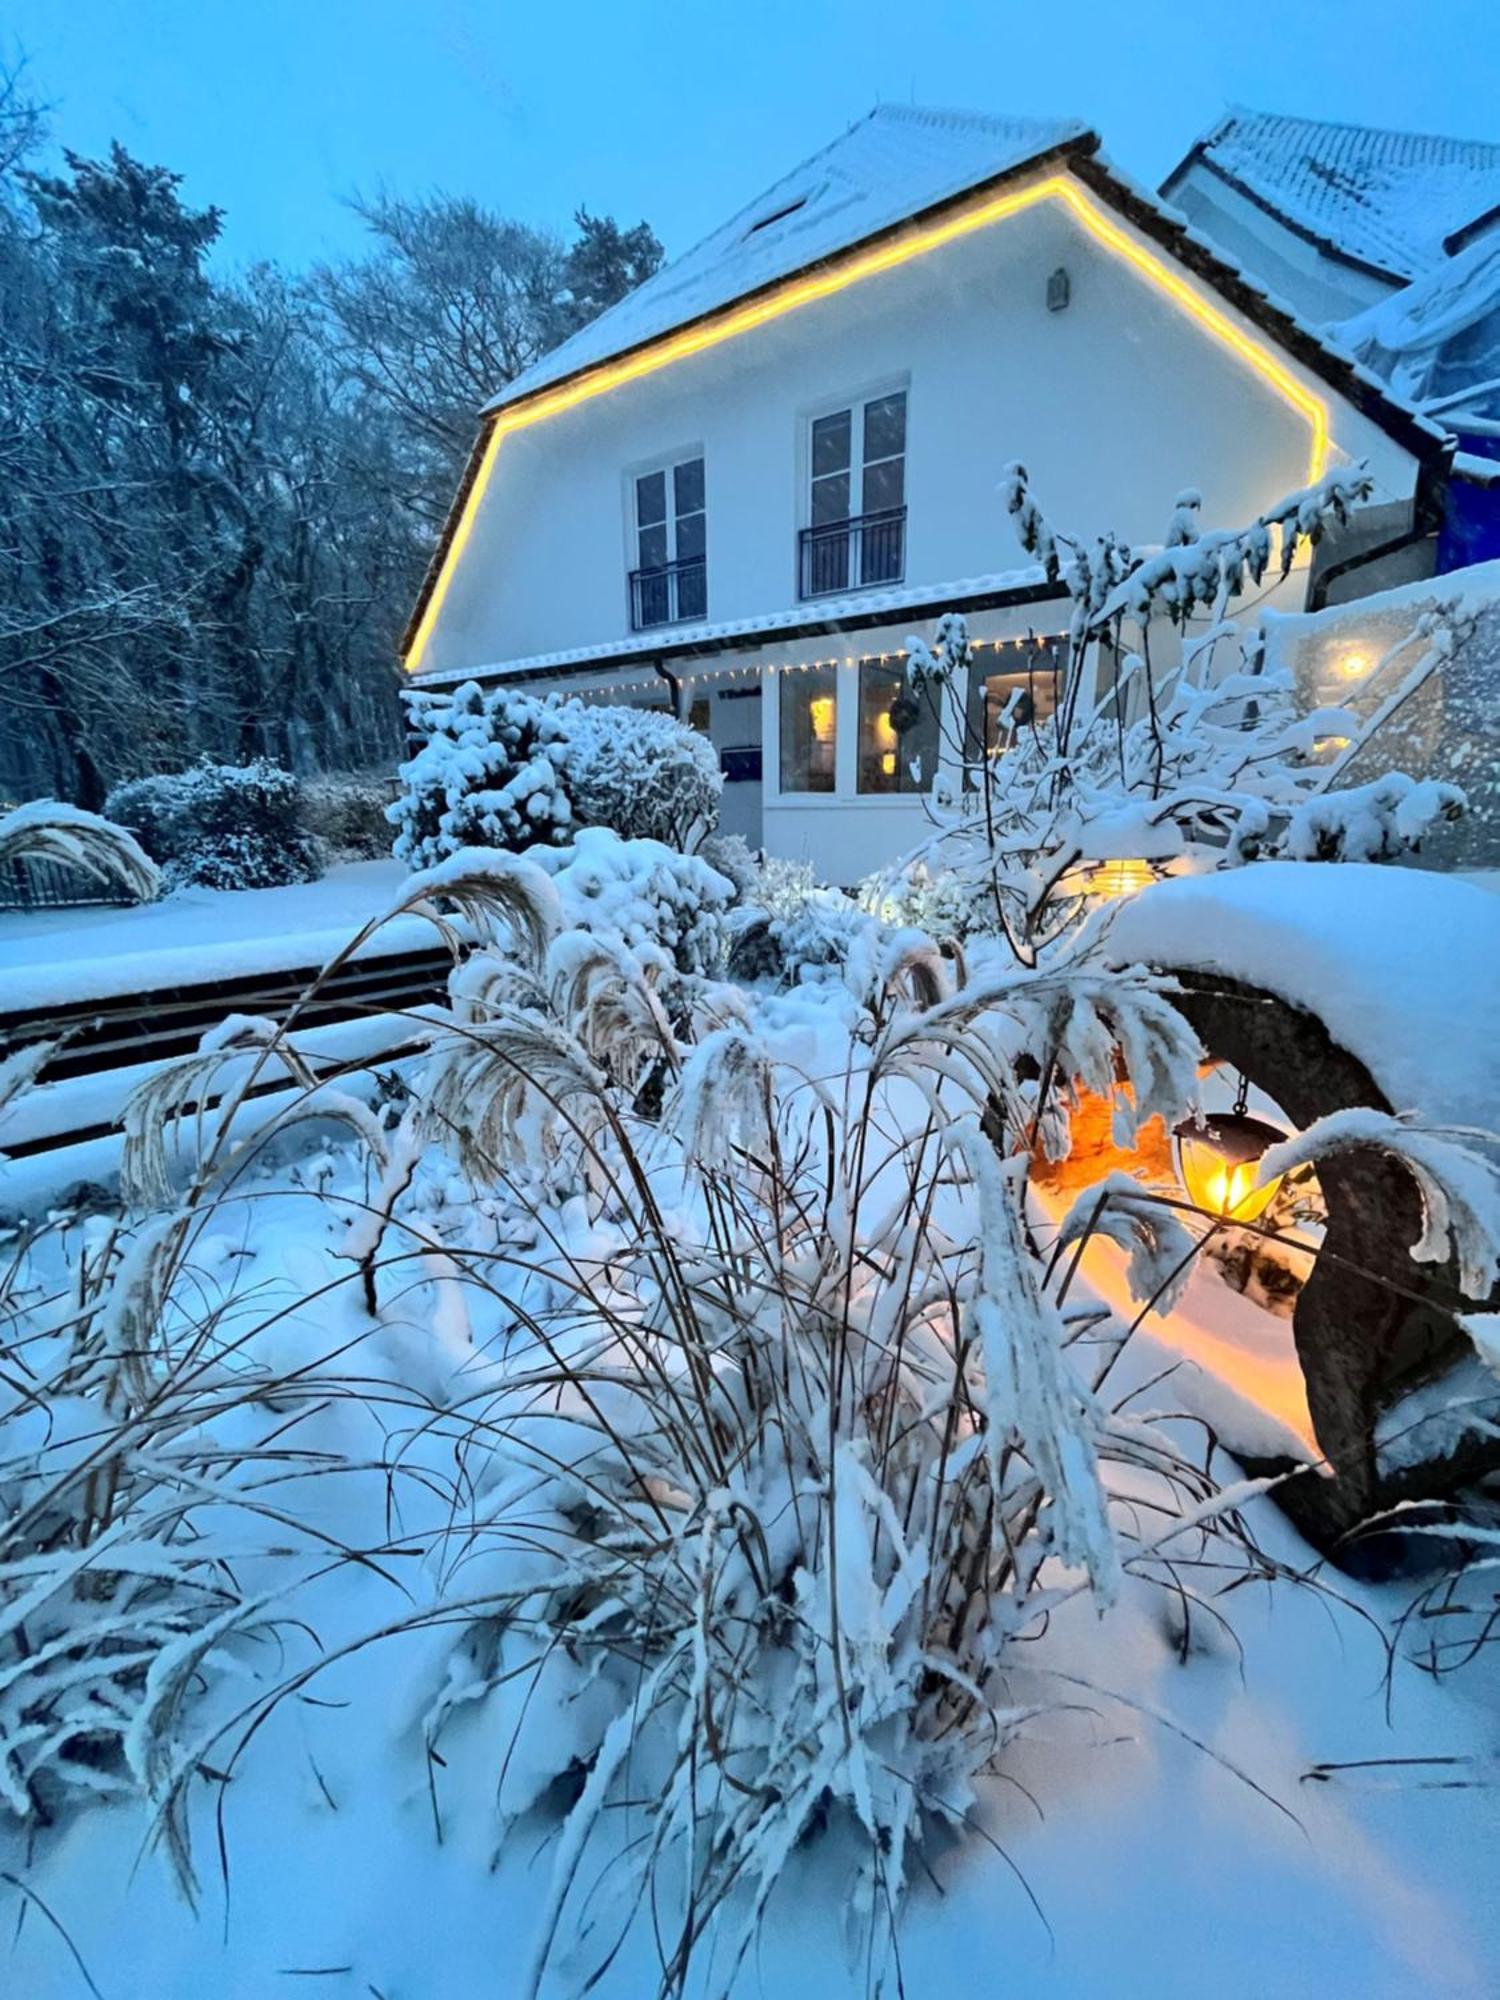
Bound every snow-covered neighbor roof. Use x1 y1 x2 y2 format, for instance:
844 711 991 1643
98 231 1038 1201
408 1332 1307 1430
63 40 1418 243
1177 107 1500 282
413 564 1055 686
1107 862 1500 1132
1338 229 1500 422
487 106 1090 411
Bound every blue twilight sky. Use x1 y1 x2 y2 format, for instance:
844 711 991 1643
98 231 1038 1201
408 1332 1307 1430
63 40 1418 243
6 0 1500 274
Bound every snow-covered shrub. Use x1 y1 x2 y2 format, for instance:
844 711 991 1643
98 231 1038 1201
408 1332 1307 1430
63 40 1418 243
530 824 736 978
558 699 722 847
696 828 760 899
866 469 1470 956
105 758 320 890
301 771 395 861
388 680 575 869
390 683 722 872
726 855 880 985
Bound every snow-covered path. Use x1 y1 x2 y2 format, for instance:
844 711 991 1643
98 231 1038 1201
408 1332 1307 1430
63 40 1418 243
0 859 411 1010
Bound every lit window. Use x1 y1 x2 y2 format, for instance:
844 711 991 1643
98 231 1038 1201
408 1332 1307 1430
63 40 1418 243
779 666 837 793
631 456 706 629
966 642 1066 759
688 694 711 735
857 662 937 795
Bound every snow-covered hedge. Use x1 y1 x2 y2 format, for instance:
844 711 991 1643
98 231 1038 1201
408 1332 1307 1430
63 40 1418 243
389 681 723 870
105 758 320 891
301 772 395 862
562 701 722 848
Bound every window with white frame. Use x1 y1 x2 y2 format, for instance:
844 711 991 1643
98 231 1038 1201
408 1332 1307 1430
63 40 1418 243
856 661 939 795
630 455 706 629
778 665 837 794
801 390 906 598
964 639 1067 768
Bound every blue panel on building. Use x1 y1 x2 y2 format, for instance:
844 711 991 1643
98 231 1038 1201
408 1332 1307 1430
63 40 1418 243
1439 431 1500 572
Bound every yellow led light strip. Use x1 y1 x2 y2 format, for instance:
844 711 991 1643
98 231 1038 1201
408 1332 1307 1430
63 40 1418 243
404 173 1333 673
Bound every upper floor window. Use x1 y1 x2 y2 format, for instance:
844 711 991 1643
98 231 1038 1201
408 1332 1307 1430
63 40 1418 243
800 390 906 599
630 455 706 629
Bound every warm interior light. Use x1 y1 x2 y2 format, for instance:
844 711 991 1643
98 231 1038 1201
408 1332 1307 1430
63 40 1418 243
1334 650 1371 681
404 173 1336 673
1060 858 1158 900
1174 1112 1286 1223
809 694 835 744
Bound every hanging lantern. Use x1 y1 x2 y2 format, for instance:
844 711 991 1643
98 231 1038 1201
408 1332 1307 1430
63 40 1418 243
1058 858 1159 901
1173 1077 1286 1222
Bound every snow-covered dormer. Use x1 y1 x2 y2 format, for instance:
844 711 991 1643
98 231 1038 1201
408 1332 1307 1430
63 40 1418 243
404 104 1452 878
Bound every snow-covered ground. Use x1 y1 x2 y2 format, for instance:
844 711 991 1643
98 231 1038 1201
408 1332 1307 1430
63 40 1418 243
5 1168 1495 2000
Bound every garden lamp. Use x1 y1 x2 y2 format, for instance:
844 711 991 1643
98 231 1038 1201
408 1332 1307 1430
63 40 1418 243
1174 1076 1286 1223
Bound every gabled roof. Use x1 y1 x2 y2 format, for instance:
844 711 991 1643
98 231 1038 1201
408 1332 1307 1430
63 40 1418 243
1163 107 1500 284
486 105 1091 411
405 107 1455 669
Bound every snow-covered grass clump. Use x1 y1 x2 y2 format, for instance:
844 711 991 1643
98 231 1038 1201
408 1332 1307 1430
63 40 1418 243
0 797 160 905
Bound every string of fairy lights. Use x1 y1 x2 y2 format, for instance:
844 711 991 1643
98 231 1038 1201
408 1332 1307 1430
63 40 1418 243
569 631 1070 702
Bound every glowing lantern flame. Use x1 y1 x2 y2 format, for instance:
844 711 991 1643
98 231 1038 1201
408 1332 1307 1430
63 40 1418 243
1173 1111 1286 1222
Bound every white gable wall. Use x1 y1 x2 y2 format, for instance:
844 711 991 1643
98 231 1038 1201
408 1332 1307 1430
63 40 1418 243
417 175 1420 682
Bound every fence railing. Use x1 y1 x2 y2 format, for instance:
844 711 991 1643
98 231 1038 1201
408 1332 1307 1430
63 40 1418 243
629 557 707 630
0 855 140 913
798 506 906 600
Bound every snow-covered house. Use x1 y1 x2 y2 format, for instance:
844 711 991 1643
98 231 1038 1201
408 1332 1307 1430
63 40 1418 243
1160 107 1500 329
404 105 1458 879
1162 108 1500 568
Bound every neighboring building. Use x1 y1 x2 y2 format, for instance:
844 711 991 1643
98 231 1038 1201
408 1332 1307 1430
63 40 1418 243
1159 107 1500 328
405 105 1456 879
1161 107 1500 572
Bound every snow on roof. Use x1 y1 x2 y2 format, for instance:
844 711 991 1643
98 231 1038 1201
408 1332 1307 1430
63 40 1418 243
487 105 1090 411
412 564 1056 686
1181 107 1500 282
1107 862 1500 1133
1337 229 1500 421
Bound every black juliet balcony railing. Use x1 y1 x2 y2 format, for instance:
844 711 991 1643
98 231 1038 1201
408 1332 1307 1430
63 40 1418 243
629 556 707 631
797 505 906 600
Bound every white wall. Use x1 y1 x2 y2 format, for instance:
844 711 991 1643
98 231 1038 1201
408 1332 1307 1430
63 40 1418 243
1162 167 1397 327
419 168 1421 681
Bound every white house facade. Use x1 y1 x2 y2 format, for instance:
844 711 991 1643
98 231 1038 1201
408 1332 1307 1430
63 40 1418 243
404 106 1454 880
